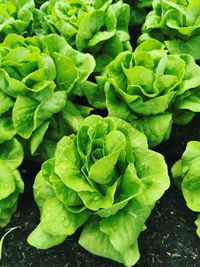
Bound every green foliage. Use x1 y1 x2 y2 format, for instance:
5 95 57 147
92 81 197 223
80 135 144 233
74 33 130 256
0 138 24 227
172 141 200 238
28 115 169 266
97 38 200 147
0 0 34 40
33 0 132 72
1 0 200 265
0 33 95 158
141 0 200 59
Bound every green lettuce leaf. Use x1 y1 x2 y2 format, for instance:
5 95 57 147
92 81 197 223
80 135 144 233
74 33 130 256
79 218 140 267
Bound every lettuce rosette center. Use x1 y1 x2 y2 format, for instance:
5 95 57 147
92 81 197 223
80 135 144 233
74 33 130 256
43 0 93 45
34 0 131 72
141 0 200 60
54 116 143 212
0 0 34 39
104 38 200 147
0 33 95 156
143 0 200 37
106 39 185 112
0 35 56 97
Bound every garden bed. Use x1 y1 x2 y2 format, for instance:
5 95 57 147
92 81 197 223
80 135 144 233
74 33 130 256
1 115 200 267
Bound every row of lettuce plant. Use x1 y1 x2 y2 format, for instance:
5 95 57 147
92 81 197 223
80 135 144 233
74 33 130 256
1 0 200 266
141 0 200 243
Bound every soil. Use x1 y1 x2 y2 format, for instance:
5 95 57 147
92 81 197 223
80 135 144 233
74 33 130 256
1 115 200 267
